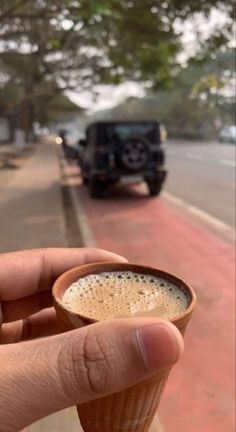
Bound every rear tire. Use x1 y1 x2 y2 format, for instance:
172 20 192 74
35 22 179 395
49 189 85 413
146 179 162 197
89 178 106 198
82 176 89 185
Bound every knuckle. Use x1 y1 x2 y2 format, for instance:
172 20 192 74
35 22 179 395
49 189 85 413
57 329 115 402
21 318 33 340
77 329 110 395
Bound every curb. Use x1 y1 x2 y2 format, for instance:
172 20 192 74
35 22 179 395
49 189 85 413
59 153 97 248
68 184 97 248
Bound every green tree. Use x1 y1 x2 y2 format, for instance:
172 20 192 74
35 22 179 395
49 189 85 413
0 1 234 143
106 48 235 139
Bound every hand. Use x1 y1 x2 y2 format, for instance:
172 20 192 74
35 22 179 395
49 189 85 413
0 248 183 432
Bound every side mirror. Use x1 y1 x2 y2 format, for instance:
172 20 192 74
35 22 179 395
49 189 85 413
79 139 87 148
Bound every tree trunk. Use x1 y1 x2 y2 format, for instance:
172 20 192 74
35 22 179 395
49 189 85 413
14 98 34 148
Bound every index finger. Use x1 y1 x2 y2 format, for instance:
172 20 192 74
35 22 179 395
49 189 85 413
0 248 127 301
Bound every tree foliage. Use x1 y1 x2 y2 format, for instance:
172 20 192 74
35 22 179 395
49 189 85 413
0 0 234 139
105 48 235 139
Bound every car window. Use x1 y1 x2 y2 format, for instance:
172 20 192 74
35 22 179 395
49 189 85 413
103 123 158 144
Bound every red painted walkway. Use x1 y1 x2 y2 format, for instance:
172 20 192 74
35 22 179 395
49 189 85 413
68 163 235 432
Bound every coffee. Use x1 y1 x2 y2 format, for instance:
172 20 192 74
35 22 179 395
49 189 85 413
62 271 187 321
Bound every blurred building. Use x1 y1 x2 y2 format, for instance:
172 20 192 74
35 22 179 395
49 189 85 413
0 113 15 144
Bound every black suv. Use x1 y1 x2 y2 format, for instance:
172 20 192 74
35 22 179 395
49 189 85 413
79 121 167 198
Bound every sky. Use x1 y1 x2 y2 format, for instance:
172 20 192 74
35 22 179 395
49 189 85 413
67 82 145 114
67 8 233 113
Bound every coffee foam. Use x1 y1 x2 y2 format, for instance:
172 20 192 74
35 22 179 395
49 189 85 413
62 271 188 321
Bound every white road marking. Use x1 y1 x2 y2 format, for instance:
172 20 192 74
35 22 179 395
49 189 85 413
186 153 203 160
163 194 183 206
220 159 236 168
163 192 235 239
188 205 231 230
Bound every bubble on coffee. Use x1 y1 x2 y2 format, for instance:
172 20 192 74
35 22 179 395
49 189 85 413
62 271 187 320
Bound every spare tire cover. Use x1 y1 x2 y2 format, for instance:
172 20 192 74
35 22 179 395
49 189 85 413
120 138 149 170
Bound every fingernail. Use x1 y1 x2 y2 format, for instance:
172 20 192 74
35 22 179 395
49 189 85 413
136 323 183 370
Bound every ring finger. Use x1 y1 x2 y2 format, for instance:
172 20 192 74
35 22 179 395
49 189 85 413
0 308 63 344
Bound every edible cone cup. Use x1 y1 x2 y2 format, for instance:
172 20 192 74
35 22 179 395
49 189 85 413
53 263 196 432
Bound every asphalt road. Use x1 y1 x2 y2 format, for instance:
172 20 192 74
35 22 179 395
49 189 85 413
164 140 235 228
68 153 235 432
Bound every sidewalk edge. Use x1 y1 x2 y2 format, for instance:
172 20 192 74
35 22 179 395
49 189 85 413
68 184 97 248
59 150 97 248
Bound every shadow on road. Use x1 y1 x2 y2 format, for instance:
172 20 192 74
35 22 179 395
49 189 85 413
95 182 150 200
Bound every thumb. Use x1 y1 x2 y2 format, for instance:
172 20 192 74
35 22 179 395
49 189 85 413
0 318 183 431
